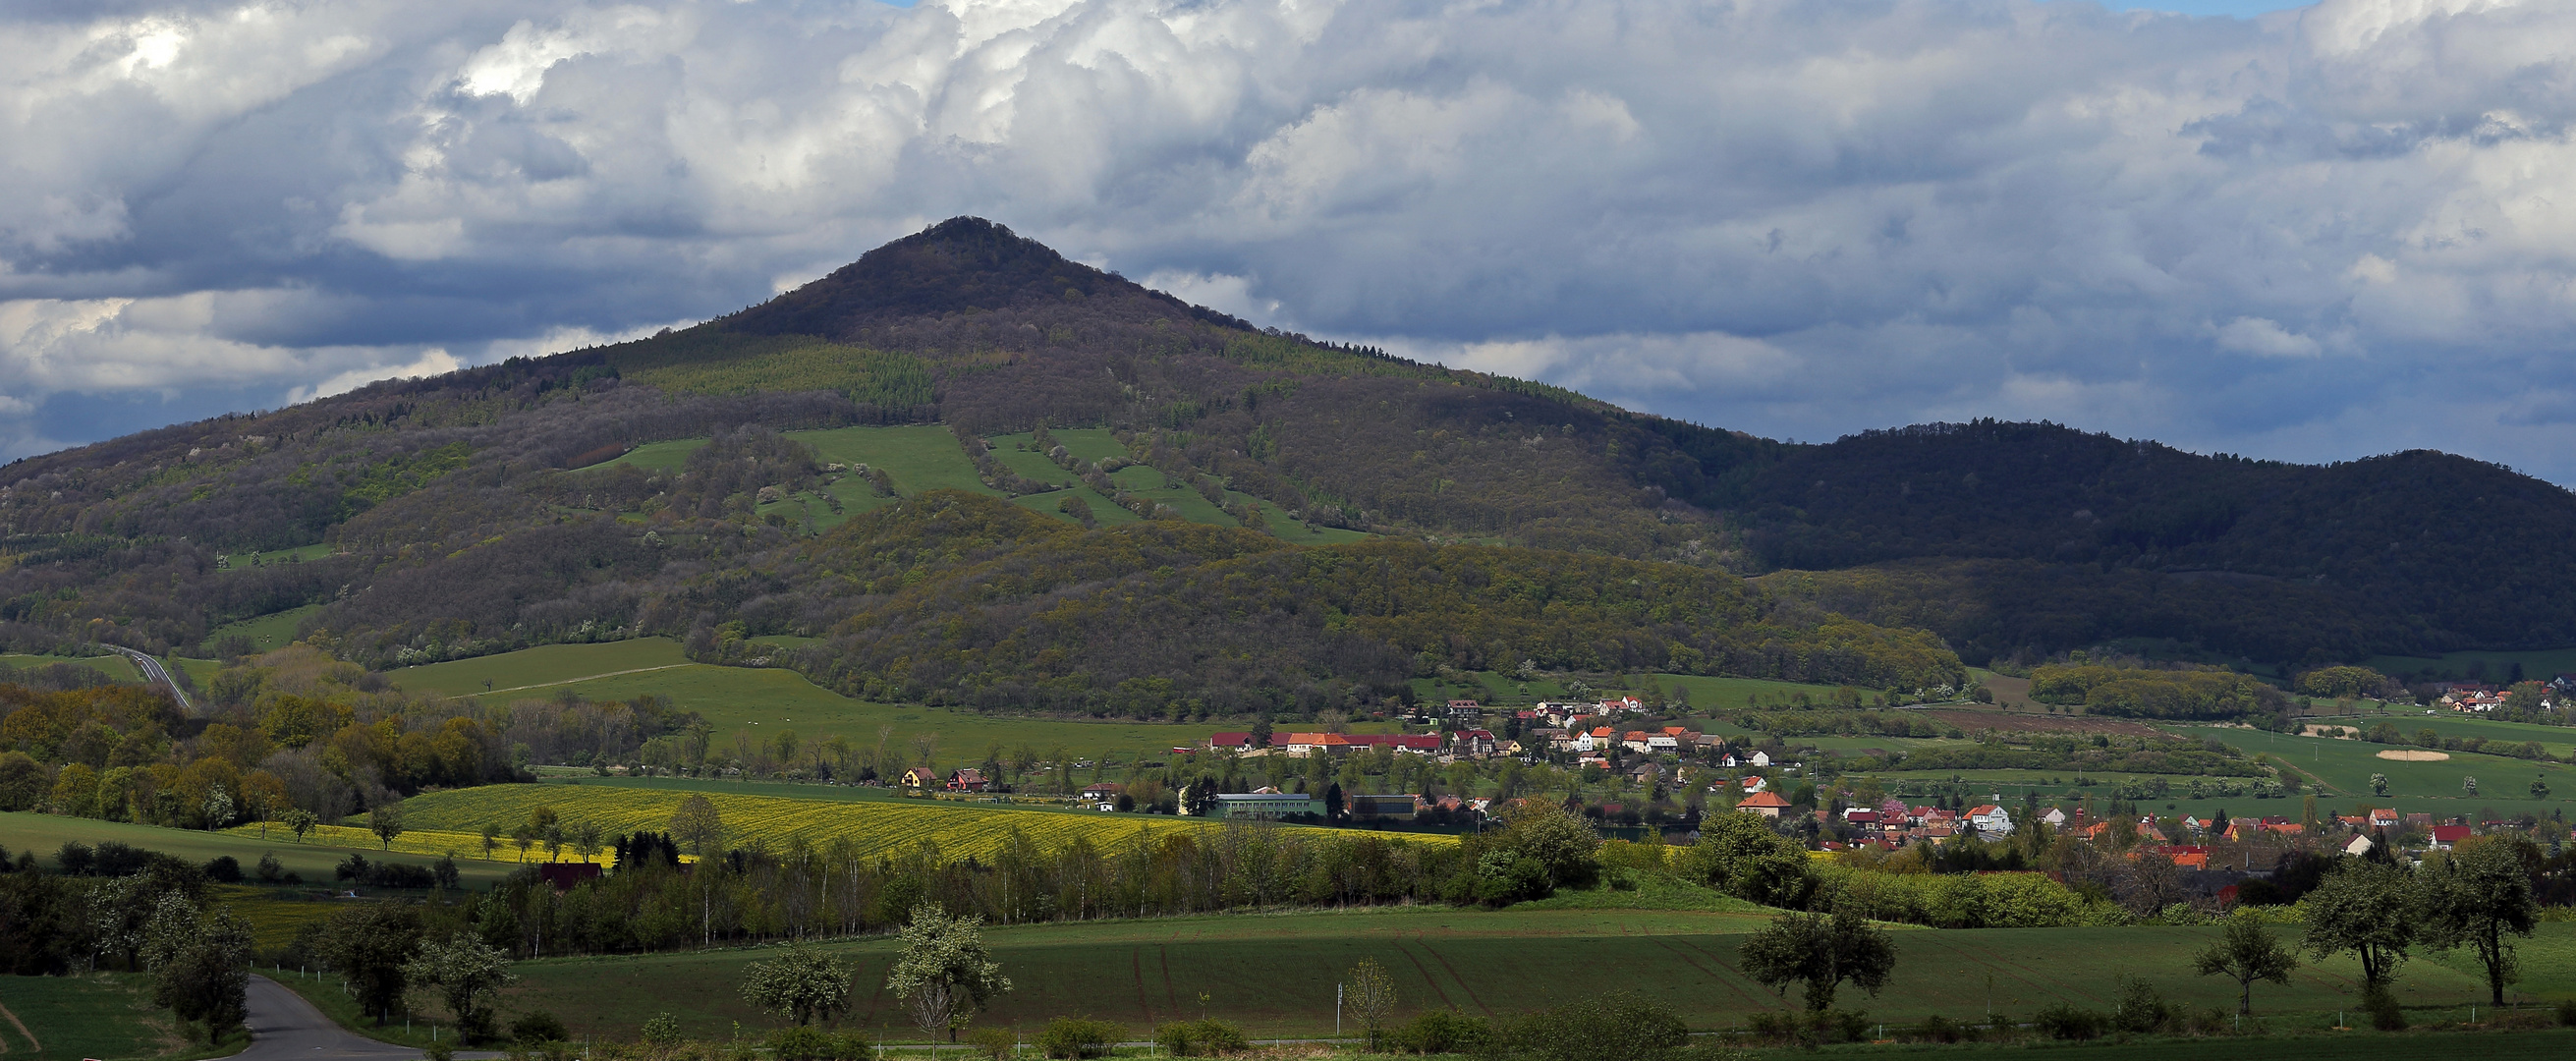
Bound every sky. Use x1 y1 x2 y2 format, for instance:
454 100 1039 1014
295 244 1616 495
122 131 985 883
5 0 2575 483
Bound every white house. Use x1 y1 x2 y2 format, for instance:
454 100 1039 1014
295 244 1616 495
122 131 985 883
1967 805 2014 835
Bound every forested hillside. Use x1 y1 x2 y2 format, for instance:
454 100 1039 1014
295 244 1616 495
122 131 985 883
1 217 2571 685
686 492 1965 716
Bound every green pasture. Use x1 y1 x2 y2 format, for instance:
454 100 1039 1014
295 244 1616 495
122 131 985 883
0 970 230 1060
212 542 334 570
598 437 704 474
0 652 140 683
1413 670 1848 711
492 907 2576 1041
2171 725 2574 810
388 639 1240 763
2306 710 2576 759
512 774 1133 819
203 603 321 652
0 811 516 890
390 638 695 698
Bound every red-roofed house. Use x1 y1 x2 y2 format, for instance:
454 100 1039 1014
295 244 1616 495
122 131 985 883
1738 791 1792 818
2431 824 2474 849
947 768 989 792
1206 732 1256 751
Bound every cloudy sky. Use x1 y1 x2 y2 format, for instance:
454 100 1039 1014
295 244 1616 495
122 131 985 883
6 0 2574 482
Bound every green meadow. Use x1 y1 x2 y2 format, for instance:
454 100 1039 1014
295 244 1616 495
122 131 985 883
0 811 516 892
0 970 233 1060
0 652 140 683
487 907 2576 1041
2165 725 2574 810
586 423 1366 541
202 603 322 652
386 639 1239 763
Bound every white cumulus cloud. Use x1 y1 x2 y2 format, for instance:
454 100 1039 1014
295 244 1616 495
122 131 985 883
1 0 2575 478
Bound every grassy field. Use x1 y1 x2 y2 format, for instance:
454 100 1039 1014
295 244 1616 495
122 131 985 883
202 603 322 652
382 782 1383 863
2307 708 2576 759
2168 724 2574 810
589 424 1367 542
0 652 140 683
0 970 233 1060
491 907 2576 1041
386 639 1246 763
0 811 518 889
388 638 695 698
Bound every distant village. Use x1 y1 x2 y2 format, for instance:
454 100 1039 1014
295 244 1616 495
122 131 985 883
889 695 2506 884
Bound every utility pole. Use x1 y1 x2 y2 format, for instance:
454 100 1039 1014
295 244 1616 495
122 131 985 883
1336 982 1343 1036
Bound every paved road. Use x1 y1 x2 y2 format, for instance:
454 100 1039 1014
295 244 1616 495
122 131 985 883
240 976 496 1061
101 644 194 712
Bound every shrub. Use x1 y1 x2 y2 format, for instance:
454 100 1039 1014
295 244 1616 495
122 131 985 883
767 1027 830 1061
641 1013 684 1048
2032 1002 2105 1040
966 1028 1017 1061
2363 984 2406 1031
2557 998 2576 1027
424 1042 455 1061
1391 1010 1491 1055
511 1010 570 1045
1500 993 1688 1061
203 856 244 883
1034 1018 1122 1059
2109 976 2173 1033
2188 1008 2231 1035
1907 1015 1964 1043
1154 1020 1248 1057
828 1033 874 1061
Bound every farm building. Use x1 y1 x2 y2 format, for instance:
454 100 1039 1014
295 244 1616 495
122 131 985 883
1210 793 1324 818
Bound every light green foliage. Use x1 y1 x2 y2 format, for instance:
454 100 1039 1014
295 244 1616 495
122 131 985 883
2303 860 2417 987
1814 864 2089 928
2193 913 2298 1016
405 932 518 1042
1344 958 1398 1048
1488 799 1602 895
2422 838 2542 1004
1678 811 1814 908
743 940 854 1027
884 903 1009 1039
1737 909 1897 1011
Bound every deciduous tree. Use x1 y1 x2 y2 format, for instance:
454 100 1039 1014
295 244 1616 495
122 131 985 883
1737 909 1897 1011
884 903 1008 1040
2193 912 2298 1015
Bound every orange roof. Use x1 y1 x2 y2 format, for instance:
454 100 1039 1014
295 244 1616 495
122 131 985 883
2173 854 2209 869
1738 791 1792 808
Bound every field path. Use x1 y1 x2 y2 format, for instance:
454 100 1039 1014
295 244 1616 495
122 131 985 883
1410 936 1492 1016
452 664 692 698
1159 945 1179 1015
1391 942 1459 1010
1131 948 1156 1026
1654 938 1775 1010
0 998 34 1051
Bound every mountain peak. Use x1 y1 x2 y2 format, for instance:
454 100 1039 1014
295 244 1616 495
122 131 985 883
723 216 1187 339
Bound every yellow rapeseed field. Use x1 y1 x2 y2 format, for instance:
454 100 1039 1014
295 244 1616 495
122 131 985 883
376 784 1438 863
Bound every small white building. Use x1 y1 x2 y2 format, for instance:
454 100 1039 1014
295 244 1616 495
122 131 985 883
1968 805 2014 835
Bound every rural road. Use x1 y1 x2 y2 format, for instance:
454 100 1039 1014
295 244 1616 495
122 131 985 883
239 976 496 1061
100 644 194 712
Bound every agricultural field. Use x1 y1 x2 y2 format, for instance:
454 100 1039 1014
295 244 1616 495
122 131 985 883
388 638 695 698
0 652 140 683
2164 724 2574 810
2308 708 2576 759
201 603 322 653
0 811 517 889
383 783 1385 863
385 639 1242 763
0 970 227 1060
491 906 2576 1041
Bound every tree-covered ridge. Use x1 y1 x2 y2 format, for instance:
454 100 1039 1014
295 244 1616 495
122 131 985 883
698 492 1965 718
1724 420 2576 656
